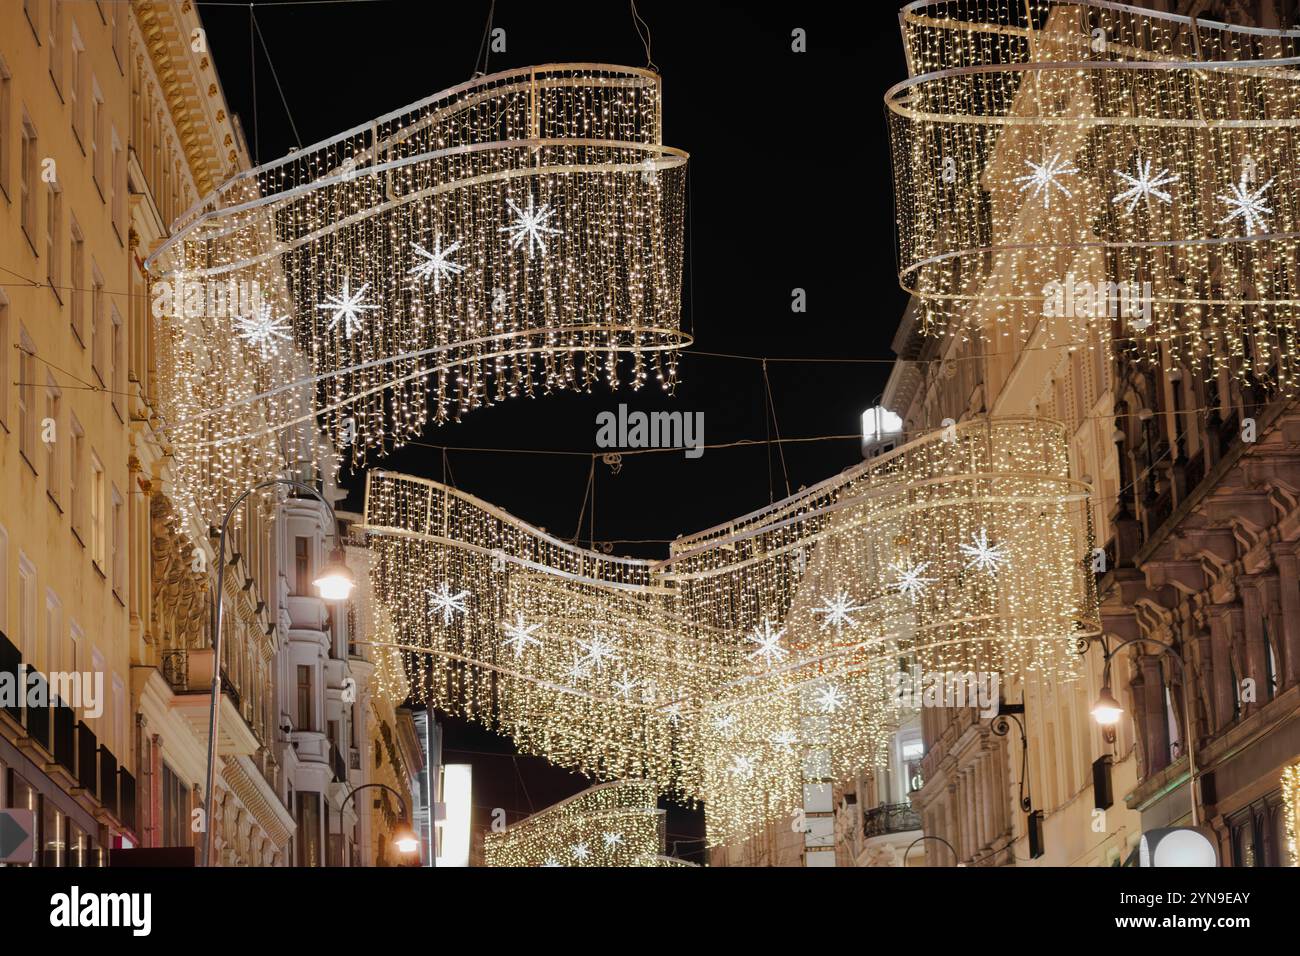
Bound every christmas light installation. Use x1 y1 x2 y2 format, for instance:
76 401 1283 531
887 0 1300 397
359 416 1100 844
145 64 689 526
1284 761 1300 867
482 781 690 867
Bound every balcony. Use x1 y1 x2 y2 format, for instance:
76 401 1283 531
863 802 922 839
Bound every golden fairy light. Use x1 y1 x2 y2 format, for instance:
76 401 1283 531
483 781 689 867
888 0 1300 395
360 417 1099 844
146 65 689 525
1284 761 1300 867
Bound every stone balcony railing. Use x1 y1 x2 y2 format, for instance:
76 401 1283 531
863 802 922 839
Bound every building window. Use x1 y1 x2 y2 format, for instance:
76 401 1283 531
18 554 37 662
20 116 37 246
69 414 84 542
0 56 12 201
69 217 84 343
43 590 61 677
111 484 124 597
90 83 104 195
161 764 191 848
110 305 124 419
296 664 314 732
70 28 85 147
295 536 312 595
23 0 40 41
89 453 105 572
0 294 9 431
17 328 37 467
296 792 321 867
44 181 61 297
44 375 61 504
110 130 123 240
48 1 64 96
90 268 104 384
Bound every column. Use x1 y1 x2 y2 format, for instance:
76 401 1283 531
1272 543 1300 690
1239 577 1269 713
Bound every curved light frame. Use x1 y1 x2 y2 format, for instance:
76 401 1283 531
147 64 690 527
360 416 1100 843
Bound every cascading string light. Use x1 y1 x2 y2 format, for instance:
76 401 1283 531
361 417 1100 845
146 65 689 530
483 781 693 867
887 0 1300 398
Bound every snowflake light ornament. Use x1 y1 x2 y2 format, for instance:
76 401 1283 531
959 529 1009 573
500 612 543 659
726 754 755 779
813 683 846 715
1014 151 1078 208
499 194 561 257
611 670 641 700
745 618 788 665
812 590 868 631
770 729 799 752
570 841 590 862
577 630 621 673
408 236 466 292
711 712 737 735
316 276 379 338
602 832 625 849
889 560 937 602
233 302 292 359
1112 156 1179 214
426 582 469 624
1217 173 1275 236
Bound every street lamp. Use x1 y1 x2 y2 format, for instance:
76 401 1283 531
903 834 964 867
340 783 420 861
202 478 354 868
1084 636 1199 827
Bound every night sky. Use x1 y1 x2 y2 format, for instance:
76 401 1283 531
199 0 910 860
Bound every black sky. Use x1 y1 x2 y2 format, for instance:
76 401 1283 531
198 0 910 859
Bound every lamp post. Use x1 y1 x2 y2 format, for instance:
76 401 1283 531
340 783 420 861
1086 636 1199 827
903 834 963 867
202 478 354 867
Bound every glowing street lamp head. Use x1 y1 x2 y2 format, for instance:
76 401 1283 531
313 548 356 601
394 824 420 855
1092 686 1124 726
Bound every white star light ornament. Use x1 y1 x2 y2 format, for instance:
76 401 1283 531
745 618 788 665
570 842 590 862
611 671 641 700
233 302 292 359
727 754 755 779
812 590 868 632
890 560 937 602
408 236 466 292
770 729 799 752
1014 151 1079 209
577 631 621 673
316 276 379 338
1218 174 1275 236
499 195 561 257
1113 156 1179 214
500 612 543 659
426 583 469 624
814 683 846 715
959 529 1009 573
602 832 625 849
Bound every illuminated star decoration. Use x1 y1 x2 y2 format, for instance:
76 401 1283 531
408 236 466 293
890 560 937 602
570 841 590 862
602 832 625 849
812 590 869 632
611 670 641 700
501 612 543 659
814 683 846 715
426 582 469 624
563 654 591 682
316 276 379 338
1112 156 1179 214
233 302 292 359
958 529 1009 573
745 618 788 665
499 194 561 257
577 630 621 673
543 858 562 868
727 754 755 779
770 729 799 752
1013 151 1078 209
662 702 682 725
711 712 737 735
1217 173 1275 236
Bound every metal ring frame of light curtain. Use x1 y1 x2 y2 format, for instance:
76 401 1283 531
887 0 1300 394
360 416 1101 844
482 780 687 867
145 64 689 528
